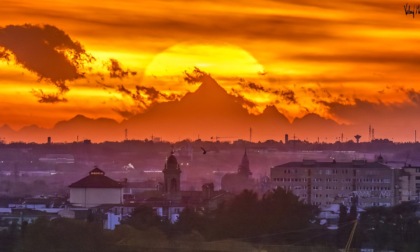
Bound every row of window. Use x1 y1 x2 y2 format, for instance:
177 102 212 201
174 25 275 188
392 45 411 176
282 169 353 175
279 169 385 176
273 177 352 183
272 177 391 183
357 178 390 183
358 186 390 191
278 185 353 191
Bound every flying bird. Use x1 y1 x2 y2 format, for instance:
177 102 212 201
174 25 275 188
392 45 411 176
200 147 207 155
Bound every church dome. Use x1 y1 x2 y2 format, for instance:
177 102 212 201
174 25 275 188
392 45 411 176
167 153 178 166
164 151 180 172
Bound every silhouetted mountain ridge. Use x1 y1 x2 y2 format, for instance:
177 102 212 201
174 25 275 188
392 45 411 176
0 76 344 142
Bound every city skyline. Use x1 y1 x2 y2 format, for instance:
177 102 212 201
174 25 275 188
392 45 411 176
1 1 420 142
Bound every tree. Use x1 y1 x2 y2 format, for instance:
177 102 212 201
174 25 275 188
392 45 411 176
217 190 260 239
204 188 319 244
122 205 161 230
175 207 204 234
19 217 112 252
259 188 319 244
0 221 19 252
356 202 420 251
336 204 348 247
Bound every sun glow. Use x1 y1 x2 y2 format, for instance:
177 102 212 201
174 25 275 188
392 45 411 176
144 43 265 89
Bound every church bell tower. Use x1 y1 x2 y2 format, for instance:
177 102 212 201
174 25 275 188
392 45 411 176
163 151 181 194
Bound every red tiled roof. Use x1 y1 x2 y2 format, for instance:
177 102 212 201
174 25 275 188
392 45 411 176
69 167 123 188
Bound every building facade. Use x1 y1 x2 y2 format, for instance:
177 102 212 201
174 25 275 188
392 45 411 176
270 159 397 208
398 165 420 202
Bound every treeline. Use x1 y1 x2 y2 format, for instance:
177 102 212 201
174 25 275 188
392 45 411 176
4 188 420 251
3 188 329 252
172 189 320 243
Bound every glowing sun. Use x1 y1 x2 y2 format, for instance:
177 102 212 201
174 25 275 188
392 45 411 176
143 42 265 93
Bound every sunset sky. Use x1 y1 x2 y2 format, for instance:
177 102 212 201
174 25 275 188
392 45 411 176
1 0 420 142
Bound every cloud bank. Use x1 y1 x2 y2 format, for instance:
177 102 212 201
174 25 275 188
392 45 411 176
0 24 93 102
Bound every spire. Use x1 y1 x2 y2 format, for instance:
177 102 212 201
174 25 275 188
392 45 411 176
377 153 384 163
238 149 251 177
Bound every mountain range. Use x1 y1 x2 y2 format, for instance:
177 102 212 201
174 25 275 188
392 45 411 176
0 75 354 143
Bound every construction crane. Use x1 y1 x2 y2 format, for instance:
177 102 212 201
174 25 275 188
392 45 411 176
210 136 234 141
344 220 358 252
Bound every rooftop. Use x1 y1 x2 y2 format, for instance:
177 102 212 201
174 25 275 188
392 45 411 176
69 167 123 189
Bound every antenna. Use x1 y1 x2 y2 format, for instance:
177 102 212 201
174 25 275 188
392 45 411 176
249 127 252 142
415 130 417 143
125 128 128 141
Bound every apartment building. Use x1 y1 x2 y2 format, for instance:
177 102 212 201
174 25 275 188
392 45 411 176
270 159 397 208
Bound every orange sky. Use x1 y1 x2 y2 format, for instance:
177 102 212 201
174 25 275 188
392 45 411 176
1 0 420 141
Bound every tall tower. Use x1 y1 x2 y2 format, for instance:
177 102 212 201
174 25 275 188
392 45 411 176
163 151 181 194
238 150 252 177
354 134 361 144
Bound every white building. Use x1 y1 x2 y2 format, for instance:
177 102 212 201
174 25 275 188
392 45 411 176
69 167 123 207
398 165 420 202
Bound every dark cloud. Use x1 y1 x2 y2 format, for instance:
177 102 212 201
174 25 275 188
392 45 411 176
31 89 67 103
0 24 93 96
405 88 420 105
107 59 136 79
117 85 132 95
247 82 268 92
230 88 257 108
0 48 11 61
301 86 349 105
113 108 136 119
238 79 297 104
280 89 297 104
113 84 181 118
238 79 275 94
184 67 209 84
133 85 179 102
